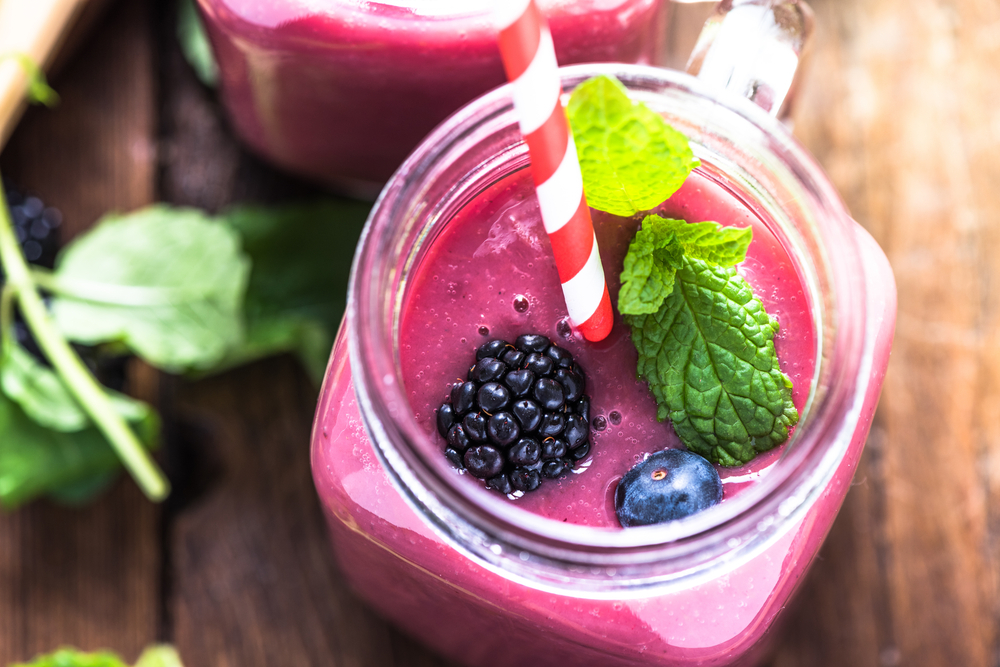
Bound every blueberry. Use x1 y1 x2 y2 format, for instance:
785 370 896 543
555 368 585 403
503 369 534 397
538 412 566 438
477 382 510 413
512 399 542 432
471 357 507 383
615 450 723 527
476 339 509 360
515 334 550 353
533 378 564 411
451 381 477 414
436 403 455 438
462 412 488 442
525 353 554 377
464 445 504 479
508 438 541 468
487 412 520 446
546 345 574 368
510 468 541 492
500 348 525 368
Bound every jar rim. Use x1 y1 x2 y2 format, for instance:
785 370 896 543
348 64 870 593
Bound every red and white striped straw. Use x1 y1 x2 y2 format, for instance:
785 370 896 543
494 0 613 343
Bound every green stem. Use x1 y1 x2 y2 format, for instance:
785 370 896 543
0 282 14 348
0 181 169 501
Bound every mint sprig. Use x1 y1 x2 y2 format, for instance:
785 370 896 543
618 215 753 316
0 190 366 507
627 257 798 466
0 184 169 501
566 75 698 216
44 205 250 374
565 75 799 466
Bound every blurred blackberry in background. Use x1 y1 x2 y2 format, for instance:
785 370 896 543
1 186 62 277
1 188 128 391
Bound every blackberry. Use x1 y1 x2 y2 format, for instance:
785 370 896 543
2 188 63 367
435 334 592 495
1 187 61 277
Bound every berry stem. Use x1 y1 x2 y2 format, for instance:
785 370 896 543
0 179 170 501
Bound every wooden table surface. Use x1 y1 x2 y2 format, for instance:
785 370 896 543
0 0 995 664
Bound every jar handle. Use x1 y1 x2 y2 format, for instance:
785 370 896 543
685 0 814 122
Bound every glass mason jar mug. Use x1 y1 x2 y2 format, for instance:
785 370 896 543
310 61 896 666
194 0 667 197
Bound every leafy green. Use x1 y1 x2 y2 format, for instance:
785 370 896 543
0 52 59 106
177 0 218 87
1 339 153 433
618 225 683 316
48 206 250 374
9 645 184 667
0 388 158 508
8 648 124 667
566 75 698 216
627 257 798 466
217 200 369 382
133 646 184 667
618 215 752 316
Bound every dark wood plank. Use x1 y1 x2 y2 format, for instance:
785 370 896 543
0 0 160 662
168 360 451 666
772 0 1000 664
156 16 454 663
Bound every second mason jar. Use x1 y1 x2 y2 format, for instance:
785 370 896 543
195 0 667 197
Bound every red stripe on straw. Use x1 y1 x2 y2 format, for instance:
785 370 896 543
547 195 593 282
524 105 569 186
496 0 613 343
578 284 613 340
497 1 543 81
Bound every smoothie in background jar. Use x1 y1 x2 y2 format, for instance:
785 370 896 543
310 65 896 666
195 0 667 196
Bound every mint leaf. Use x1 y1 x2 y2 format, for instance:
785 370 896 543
217 200 369 382
618 215 751 316
48 206 250 373
618 224 682 316
665 219 752 267
627 257 798 466
1 339 155 433
0 388 158 508
567 75 698 216
177 0 218 87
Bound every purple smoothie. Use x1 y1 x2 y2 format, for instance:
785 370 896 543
399 169 815 524
311 165 896 664
196 0 667 194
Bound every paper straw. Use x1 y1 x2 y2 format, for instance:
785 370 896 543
495 0 613 343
